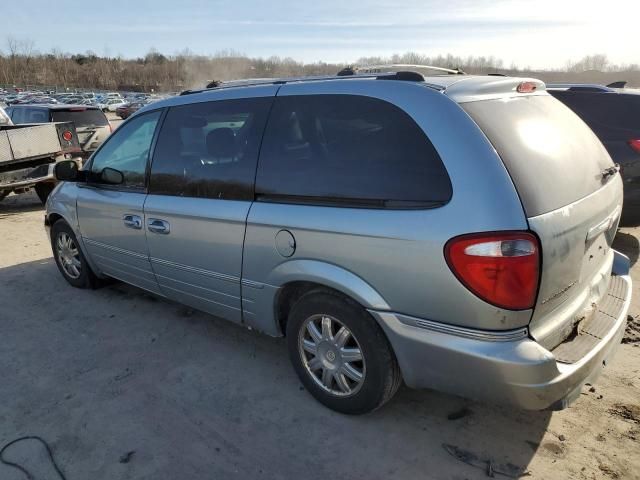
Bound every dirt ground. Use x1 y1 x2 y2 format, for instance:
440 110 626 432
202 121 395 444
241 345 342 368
1 191 639 480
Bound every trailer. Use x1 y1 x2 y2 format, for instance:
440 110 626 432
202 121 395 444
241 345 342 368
0 108 82 203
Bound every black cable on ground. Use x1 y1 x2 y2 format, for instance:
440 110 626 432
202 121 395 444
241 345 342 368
0 436 66 480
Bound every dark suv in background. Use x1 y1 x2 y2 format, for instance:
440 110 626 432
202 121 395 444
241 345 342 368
5 104 111 161
548 83 640 224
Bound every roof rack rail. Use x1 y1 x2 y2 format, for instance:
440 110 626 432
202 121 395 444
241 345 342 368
180 65 462 96
353 64 466 75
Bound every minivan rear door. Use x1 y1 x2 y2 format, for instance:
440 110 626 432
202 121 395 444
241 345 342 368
462 94 622 350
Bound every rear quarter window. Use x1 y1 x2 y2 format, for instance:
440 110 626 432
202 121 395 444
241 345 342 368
256 94 452 208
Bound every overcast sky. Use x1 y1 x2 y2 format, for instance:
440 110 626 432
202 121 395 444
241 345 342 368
3 0 639 68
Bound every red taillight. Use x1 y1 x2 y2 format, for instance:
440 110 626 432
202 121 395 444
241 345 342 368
445 232 540 310
62 130 73 142
628 139 640 154
517 81 537 93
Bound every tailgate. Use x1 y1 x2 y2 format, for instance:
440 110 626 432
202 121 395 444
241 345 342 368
462 93 623 350
527 179 622 349
0 122 79 164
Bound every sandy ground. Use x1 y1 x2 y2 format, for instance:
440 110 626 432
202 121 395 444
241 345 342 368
0 191 639 480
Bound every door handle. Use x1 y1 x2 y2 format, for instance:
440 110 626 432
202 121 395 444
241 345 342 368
147 218 170 234
123 214 142 230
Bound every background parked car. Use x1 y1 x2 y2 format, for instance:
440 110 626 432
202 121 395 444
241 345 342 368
5 104 111 160
102 98 127 112
116 102 145 119
548 83 640 225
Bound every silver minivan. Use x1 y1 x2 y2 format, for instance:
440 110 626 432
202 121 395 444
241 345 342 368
46 69 632 414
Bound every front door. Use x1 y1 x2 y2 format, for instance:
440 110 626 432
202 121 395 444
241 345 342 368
143 89 276 322
77 110 162 294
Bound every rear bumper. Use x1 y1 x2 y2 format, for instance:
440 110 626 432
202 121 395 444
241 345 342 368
370 251 631 410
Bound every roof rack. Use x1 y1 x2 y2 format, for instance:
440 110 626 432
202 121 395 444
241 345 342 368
180 74 382 95
180 64 464 96
353 64 466 75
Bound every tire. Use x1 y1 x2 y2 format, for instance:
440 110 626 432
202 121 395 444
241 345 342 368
51 220 98 289
286 290 402 414
0 190 8 202
35 182 55 204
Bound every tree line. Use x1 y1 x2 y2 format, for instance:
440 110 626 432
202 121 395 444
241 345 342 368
1 37 638 93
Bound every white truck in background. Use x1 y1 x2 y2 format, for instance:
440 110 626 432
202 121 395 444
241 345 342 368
0 106 82 203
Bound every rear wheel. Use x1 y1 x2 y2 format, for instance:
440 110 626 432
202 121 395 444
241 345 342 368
286 290 401 414
35 182 55 204
51 220 98 288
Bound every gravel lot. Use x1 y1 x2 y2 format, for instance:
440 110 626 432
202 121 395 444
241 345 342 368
1 191 639 480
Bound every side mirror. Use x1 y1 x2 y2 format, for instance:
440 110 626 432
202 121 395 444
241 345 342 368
100 167 124 185
54 160 79 181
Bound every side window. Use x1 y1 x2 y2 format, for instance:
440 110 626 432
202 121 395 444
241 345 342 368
149 97 272 200
90 110 161 189
256 94 452 208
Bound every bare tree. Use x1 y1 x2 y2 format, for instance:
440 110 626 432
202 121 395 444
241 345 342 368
0 38 638 92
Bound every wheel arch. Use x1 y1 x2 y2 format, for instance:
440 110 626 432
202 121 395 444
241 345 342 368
46 190 104 278
265 259 391 336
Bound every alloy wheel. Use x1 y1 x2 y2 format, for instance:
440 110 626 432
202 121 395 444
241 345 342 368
56 232 82 279
298 314 366 397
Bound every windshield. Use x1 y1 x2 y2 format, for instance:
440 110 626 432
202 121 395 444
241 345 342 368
51 109 109 128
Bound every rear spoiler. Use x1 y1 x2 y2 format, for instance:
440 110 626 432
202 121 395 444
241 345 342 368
443 77 547 103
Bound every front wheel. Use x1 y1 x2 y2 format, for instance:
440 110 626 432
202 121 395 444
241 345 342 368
286 290 402 414
51 220 98 288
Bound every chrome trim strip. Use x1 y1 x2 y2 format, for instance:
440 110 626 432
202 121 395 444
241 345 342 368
84 238 149 260
92 253 156 276
154 272 240 300
93 259 158 290
391 312 529 342
150 256 240 284
241 279 265 289
160 284 241 311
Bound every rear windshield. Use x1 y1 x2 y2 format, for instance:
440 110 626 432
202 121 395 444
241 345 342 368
51 109 109 128
462 95 614 217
